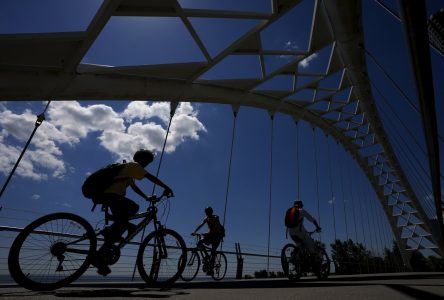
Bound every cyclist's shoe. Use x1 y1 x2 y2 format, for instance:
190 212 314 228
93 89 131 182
90 255 112 276
206 270 214 276
96 264 111 276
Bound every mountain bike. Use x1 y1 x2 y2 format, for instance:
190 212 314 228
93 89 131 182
180 233 227 281
8 195 187 291
281 230 330 281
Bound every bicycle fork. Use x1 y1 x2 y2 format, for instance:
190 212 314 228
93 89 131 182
149 226 168 279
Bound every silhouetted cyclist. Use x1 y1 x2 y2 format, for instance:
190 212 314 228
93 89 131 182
192 207 225 275
286 200 321 256
93 149 173 275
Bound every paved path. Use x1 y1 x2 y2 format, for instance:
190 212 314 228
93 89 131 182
1 273 444 300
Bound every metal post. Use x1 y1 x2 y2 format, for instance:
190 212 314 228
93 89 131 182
235 243 244 279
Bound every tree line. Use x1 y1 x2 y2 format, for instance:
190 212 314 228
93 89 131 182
331 239 444 274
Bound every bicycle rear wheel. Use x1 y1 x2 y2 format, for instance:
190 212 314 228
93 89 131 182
179 249 200 281
137 228 186 286
281 243 301 281
8 213 96 291
211 252 227 281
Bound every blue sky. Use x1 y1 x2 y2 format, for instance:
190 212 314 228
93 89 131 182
0 0 443 270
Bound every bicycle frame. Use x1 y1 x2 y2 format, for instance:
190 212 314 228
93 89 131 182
101 200 164 250
190 234 213 261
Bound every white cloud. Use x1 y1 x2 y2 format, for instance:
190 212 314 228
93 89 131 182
0 101 206 180
31 194 40 200
278 41 318 68
56 201 72 208
299 53 318 68
284 40 298 51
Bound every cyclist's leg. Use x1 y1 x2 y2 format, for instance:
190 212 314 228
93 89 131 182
210 237 221 265
94 194 138 275
298 228 315 254
104 193 139 242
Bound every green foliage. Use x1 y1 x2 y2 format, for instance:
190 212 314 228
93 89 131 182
254 269 268 278
330 239 372 274
331 239 444 274
428 256 444 271
252 270 286 278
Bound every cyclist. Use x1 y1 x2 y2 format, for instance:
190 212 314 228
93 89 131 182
287 200 321 257
191 207 225 275
93 149 174 275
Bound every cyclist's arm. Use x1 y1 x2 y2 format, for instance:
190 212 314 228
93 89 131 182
193 219 207 234
301 210 321 230
144 172 174 196
130 182 151 201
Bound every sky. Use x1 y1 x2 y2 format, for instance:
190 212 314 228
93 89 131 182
0 0 443 276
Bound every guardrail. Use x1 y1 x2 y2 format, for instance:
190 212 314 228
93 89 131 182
0 225 283 283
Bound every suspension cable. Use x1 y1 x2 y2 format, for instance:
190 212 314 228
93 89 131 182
355 168 378 255
349 163 371 273
361 44 420 114
266 114 274 273
371 80 428 156
296 122 300 200
367 178 386 260
347 156 367 247
337 144 349 240
326 136 337 241
0 100 51 208
220 107 238 252
131 101 177 281
222 108 238 227
312 128 322 242
343 150 359 241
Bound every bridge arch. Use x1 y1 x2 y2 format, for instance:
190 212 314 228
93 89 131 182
0 0 442 264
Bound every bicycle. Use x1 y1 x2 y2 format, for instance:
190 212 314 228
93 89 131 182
8 194 187 291
179 233 227 281
281 230 330 281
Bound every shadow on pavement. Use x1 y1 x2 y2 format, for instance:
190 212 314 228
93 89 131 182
50 288 189 298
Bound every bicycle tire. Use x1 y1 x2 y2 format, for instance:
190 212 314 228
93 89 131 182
179 249 200 281
281 243 301 281
315 247 330 279
137 228 186 286
211 252 227 281
8 212 96 291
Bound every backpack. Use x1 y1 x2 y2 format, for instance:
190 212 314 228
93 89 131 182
284 207 300 228
212 215 226 238
82 163 126 201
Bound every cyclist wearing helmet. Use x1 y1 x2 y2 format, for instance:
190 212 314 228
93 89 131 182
192 207 224 274
288 200 321 255
94 149 173 275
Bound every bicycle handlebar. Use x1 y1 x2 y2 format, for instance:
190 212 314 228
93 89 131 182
307 228 322 235
146 194 172 203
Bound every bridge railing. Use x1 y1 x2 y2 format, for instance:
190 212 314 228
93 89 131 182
0 225 284 283
0 225 406 284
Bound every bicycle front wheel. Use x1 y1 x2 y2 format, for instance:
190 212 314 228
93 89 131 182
179 249 200 281
137 228 187 286
315 247 330 279
281 243 301 281
8 213 96 291
211 252 227 281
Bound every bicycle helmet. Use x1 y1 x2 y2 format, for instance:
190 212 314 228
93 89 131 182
133 149 155 166
204 206 213 215
294 200 303 208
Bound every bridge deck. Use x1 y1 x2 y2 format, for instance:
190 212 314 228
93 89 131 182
1 273 444 300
